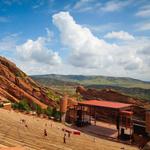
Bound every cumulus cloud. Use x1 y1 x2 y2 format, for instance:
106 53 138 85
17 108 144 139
53 11 119 69
83 23 120 34
139 45 150 55
1 10 149 80
52 11 146 75
16 32 61 65
104 31 135 40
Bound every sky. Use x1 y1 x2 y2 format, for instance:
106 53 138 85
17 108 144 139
0 0 150 81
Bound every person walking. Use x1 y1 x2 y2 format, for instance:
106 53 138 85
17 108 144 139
68 132 71 138
44 129 47 136
63 133 67 144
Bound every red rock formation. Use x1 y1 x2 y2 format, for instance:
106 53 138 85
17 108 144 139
0 56 58 109
67 97 78 108
76 86 147 106
76 86 150 120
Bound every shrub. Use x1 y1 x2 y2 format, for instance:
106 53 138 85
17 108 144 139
45 106 53 117
12 99 30 111
52 108 60 120
34 104 44 115
12 103 19 109
0 103 3 108
18 99 31 111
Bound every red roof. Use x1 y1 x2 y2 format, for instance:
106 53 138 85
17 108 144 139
120 110 133 116
78 100 132 109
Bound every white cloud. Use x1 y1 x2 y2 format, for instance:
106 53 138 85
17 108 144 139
52 12 144 70
83 23 120 34
74 0 99 12
1 10 150 81
73 0 131 13
0 33 19 51
100 0 131 12
136 22 150 31
53 11 119 69
74 0 95 9
0 32 62 76
104 31 135 40
136 4 150 17
52 11 150 80
2 0 22 6
32 0 45 9
32 0 54 9
16 32 61 66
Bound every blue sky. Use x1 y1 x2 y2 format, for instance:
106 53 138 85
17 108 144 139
0 0 150 81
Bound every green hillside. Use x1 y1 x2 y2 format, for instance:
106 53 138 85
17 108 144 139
31 74 150 101
31 74 150 89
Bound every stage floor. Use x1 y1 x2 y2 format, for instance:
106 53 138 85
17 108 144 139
74 120 131 140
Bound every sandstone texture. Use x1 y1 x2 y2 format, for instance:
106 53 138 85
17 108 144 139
0 56 58 109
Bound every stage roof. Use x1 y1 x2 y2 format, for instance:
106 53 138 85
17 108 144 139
78 100 132 110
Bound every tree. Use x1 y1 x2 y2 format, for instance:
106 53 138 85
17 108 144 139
12 100 30 111
35 104 43 115
45 106 53 117
52 108 60 120
18 99 31 111
12 103 19 109
0 103 3 108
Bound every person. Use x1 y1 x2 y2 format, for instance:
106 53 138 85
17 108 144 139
20 119 25 124
63 133 66 144
44 129 47 136
93 137 96 142
94 118 96 125
68 132 71 138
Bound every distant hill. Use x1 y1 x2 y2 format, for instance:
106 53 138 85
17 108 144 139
31 74 150 89
31 74 150 101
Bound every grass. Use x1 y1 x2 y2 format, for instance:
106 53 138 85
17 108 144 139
31 74 150 101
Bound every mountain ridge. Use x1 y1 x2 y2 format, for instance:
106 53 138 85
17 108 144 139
31 74 150 101
31 73 150 82
31 74 150 89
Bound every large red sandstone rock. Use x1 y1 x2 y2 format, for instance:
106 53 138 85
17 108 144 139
76 86 147 106
0 56 58 109
76 86 150 120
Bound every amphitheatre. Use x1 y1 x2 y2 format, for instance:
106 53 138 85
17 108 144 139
0 109 138 150
1 1 150 149
0 56 150 150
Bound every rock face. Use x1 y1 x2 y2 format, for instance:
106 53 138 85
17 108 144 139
0 56 58 109
76 86 150 120
76 86 148 106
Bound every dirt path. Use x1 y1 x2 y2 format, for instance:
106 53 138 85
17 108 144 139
0 109 138 150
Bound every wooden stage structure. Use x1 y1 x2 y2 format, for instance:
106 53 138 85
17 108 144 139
67 100 133 140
